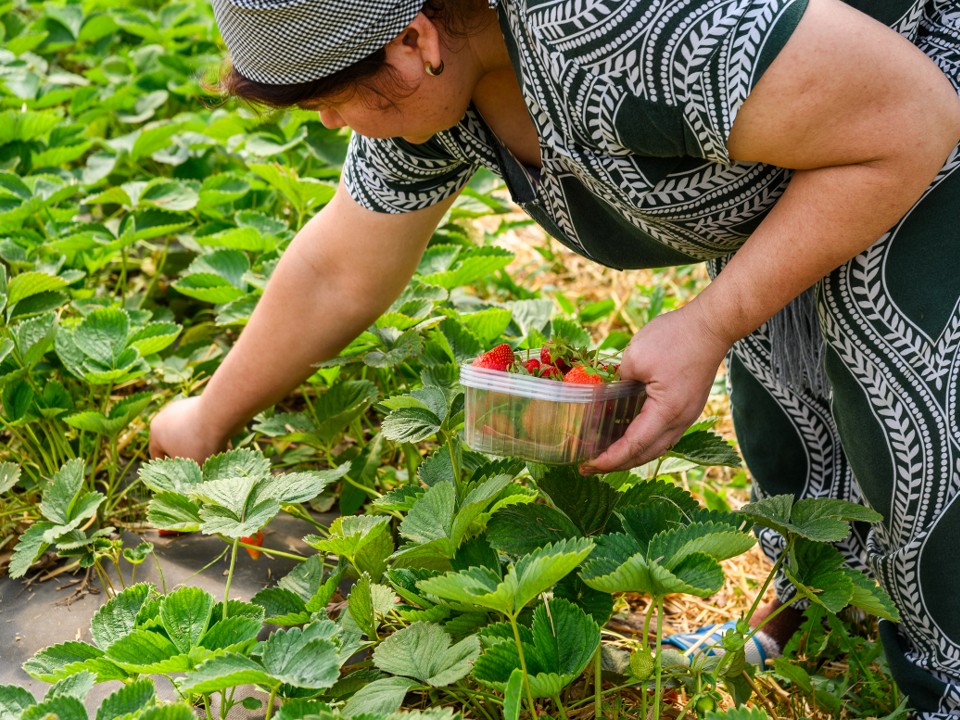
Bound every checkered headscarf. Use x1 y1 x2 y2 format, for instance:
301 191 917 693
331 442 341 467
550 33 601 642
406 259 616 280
211 0 425 85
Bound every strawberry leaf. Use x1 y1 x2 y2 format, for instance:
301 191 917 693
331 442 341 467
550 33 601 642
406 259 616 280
373 622 480 687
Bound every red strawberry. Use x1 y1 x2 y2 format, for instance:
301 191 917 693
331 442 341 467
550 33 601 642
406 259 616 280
472 343 515 371
523 358 542 374
157 528 188 537
241 530 264 560
539 363 563 380
540 342 573 374
564 365 604 384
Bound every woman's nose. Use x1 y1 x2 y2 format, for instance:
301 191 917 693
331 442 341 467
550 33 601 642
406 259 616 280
318 108 346 129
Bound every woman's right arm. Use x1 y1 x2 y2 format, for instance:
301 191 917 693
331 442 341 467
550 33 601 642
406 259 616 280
149 180 458 461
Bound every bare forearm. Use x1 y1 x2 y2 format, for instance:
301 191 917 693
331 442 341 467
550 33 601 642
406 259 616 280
189 188 455 440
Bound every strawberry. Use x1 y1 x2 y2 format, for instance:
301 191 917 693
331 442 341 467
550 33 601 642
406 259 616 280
540 342 572 373
241 530 264 560
539 363 563 379
564 365 604 384
472 343 515 371
523 358 542 374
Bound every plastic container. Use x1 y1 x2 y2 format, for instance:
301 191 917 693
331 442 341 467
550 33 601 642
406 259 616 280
460 356 645 465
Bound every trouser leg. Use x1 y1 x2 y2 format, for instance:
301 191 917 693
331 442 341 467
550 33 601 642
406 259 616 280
818 143 960 717
711 261 872 601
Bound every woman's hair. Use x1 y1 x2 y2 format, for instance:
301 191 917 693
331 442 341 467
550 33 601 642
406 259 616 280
209 0 489 110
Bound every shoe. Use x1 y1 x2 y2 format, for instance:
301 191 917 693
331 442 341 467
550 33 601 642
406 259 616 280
661 620 779 666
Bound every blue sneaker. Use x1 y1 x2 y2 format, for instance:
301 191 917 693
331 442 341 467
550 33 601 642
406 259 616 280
662 620 779 666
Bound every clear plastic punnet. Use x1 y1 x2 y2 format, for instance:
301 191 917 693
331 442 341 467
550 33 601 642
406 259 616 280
460 355 646 465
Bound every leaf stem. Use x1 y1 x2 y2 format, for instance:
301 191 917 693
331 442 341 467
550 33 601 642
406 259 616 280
653 596 665 720
594 646 602 720
222 538 239 621
508 613 539 719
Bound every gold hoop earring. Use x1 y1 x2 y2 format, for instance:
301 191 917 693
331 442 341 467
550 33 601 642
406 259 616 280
424 60 445 77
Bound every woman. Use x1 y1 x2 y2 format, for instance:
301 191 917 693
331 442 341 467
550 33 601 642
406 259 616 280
150 0 960 712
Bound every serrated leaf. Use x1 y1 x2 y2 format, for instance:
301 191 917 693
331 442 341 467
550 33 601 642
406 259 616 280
147 491 201 531
373 622 479 687
22 641 105 683
845 569 899 622
261 628 341 689
419 538 594 616
381 407 442 444
740 495 878 543
176 653 275 694
537 467 621 536
94 678 154 720
20 696 86 720
71 308 129 365
474 599 598 698
348 573 376 638
9 521 54 578
138 457 202 493
104 629 189 674
783 540 854 613
250 587 308 626
160 587 215 653
90 584 154 650
0 685 35 720
340 676 418 717
201 448 270 482
199 616 263 651
7 271 69 306
256 464 348 504
127 322 180 356
668 429 742 468
0 462 21 493
38 458 85 524
486 504 580 555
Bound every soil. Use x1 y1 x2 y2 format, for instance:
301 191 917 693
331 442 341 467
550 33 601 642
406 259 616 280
0 511 334 709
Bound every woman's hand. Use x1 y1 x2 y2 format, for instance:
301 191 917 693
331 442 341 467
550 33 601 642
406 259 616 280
580 301 730 474
149 396 231 463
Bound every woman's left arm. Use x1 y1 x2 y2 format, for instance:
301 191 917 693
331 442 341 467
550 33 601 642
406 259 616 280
583 0 960 473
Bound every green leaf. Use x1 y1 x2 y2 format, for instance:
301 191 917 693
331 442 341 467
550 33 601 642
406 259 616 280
845 568 899 622
94 679 155 720
9 521 54 578
135 706 197 720
261 627 341 689
45 669 95 700
138 457 202 493
474 599 599 697
199 616 263 651
176 653 275 694
127 322 180 356
202 448 270 482
147 492 202 532
7 271 69 307
486 504 580 555
419 537 594 616
668 429 742 468
373 622 480 687
420 247 513 289
340 677 418 717
503 669 523 720
256 464 349 504
783 540 854 613
139 180 198 212
382 407 442 444
90 584 154 650
21 696 86 720
0 462 21 493
71 308 129 365
38 458 85 524
22 641 105 683
251 587 309 626
311 380 378 442
104 630 187 674
160 587 215 653
348 573 376 639
0 685 35 720
740 495 879 543
537 467 621 536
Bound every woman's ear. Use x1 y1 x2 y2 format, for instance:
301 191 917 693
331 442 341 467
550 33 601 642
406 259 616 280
391 12 443 70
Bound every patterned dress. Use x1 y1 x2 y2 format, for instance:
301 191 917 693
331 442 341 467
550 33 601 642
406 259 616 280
342 0 960 714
